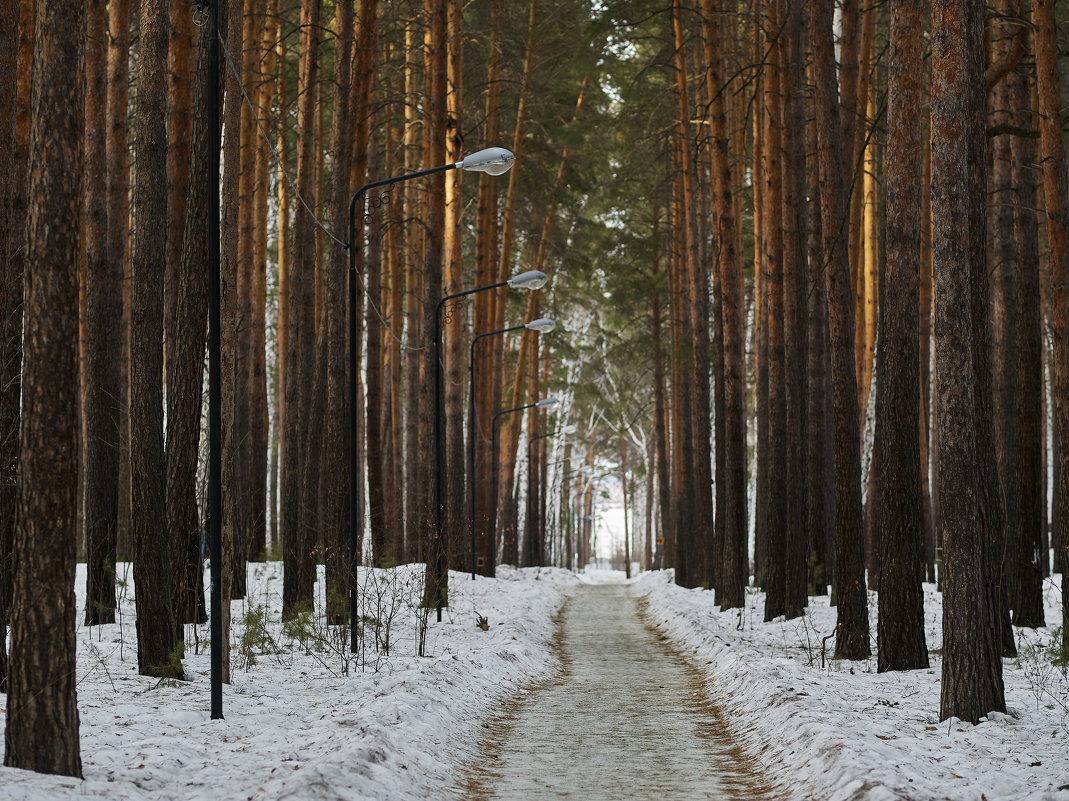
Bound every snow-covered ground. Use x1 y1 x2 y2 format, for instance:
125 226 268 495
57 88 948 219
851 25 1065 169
633 570 1069 801
3 561 1068 800
0 562 578 800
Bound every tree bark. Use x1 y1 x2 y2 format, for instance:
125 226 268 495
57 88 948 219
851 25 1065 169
323 0 355 623
3 0 84 773
1034 0 1069 653
84 0 120 627
932 0 1008 722
1010 18 1045 626
812 0 870 659
0 0 21 688
168 7 214 628
282 0 320 618
131 0 181 679
875 0 929 673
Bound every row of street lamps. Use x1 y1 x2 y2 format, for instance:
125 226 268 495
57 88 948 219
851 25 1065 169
207 122 575 713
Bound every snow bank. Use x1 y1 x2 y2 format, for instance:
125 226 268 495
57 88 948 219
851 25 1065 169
634 570 1069 801
0 562 578 801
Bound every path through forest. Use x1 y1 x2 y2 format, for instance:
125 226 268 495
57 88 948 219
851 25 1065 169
466 582 774 800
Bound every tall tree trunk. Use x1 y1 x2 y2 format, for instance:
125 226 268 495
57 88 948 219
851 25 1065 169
443 0 465 574
422 0 449 609
247 0 275 565
3 0 84 773
670 0 709 589
472 0 503 577
761 0 787 619
781 0 808 617
84 0 120 627
651 208 672 573
169 8 214 628
875 0 929 673
812 0 870 658
932 0 1007 722
322 0 354 624
106 0 131 564
131 0 181 679
1011 23 1045 626
805 77 833 596
282 0 320 618
1034 0 1069 653
272 5 289 554
402 18 425 564
0 0 22 688
987 0 1020 658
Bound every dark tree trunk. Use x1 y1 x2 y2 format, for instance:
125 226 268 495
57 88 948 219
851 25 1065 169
781 0 808 618
168 10 213 627
323 0 354 624
987 0 1020 658
812 0 870 659
421 0 449 609
805 94 832 597
0 0 20 689
282 0 320 618
131 0 181 679
84 0 120 627
875 0 929 673
932 0 1007 722
1034 0 1069 651
1010 49 1045 627
3 0 84 773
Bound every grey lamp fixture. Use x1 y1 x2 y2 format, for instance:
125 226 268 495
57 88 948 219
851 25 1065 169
457 146 516 176
507 270 548 291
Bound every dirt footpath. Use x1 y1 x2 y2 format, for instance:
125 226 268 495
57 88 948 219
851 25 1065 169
466 582 774 800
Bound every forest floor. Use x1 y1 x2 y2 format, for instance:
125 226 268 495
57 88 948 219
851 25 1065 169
0 562 1067 800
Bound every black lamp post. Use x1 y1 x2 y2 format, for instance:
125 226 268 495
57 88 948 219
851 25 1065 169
468 318 555 579
428 272 547 619
490 397 559 567
207 0 222 721
347 147 516 649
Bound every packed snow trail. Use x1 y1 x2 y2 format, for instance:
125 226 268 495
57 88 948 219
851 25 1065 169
468 582 773 800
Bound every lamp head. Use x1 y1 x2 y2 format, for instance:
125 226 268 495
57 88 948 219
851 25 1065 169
524 317 556 334
507 270 548 291
457 147 515 176
535 397 560 409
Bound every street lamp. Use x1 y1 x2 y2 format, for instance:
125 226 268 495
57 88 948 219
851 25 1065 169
469 318 556 579
491 397 559 567
347 147 516 649
429 275 547 618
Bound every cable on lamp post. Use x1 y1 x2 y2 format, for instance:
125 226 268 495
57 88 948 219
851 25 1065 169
347 147 516 650
491 397 559 568
468 318 555 580
429 270 547 619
